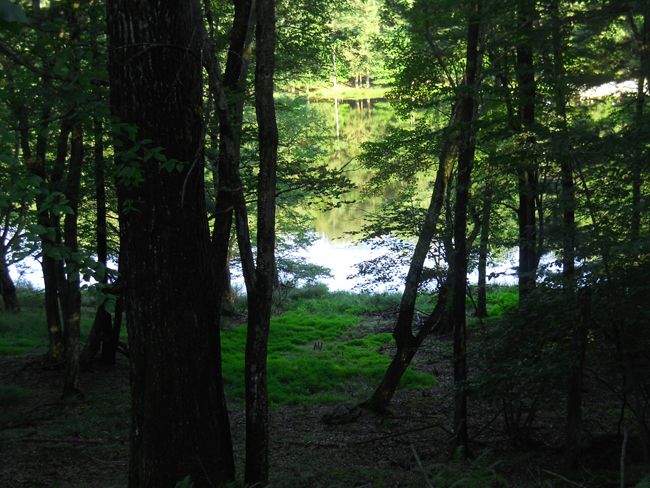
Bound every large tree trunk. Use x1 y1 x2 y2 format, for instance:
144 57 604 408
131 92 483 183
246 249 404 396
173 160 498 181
516 0 538 300
107 0 235 485
245 3 279 484
450 0 481 455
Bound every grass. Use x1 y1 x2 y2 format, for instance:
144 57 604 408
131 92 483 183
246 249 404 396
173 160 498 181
222 290 435 405
0 284 521 407
0 287 95 356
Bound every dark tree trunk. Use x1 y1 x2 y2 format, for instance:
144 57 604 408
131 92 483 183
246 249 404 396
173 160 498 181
60 0 83 398
16 100 64 360
516 0 538 300
476 193 490 318
81 117 115 363
551 0 575 282
0 250 19 312
244 0 278 485
631 5 649 242
204 0 256 315
107 0 235 485
450 0 481 455
361 104 457 413
565 287 591 470
61 119 83 398
362 288 448 413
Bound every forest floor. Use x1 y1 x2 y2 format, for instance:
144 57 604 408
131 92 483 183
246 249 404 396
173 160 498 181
0 287 647 487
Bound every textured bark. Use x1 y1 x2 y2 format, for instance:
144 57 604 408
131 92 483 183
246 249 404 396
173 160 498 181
245 1 278 483
516 0 539 300
107 0 235 485
450 1 481 455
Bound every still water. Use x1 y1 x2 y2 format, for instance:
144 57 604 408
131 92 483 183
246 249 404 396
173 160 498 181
10 97 518 292
286 97 517 291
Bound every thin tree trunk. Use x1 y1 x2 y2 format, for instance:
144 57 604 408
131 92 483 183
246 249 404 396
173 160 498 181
450 0 481 455
82 117 113 363
61 119 83 398
361 103 458 413
60 0 83 398
476 193 491 318
631 5 649 242
245 2 278 483
516 0 538 301
107 0 235 484
551 0 575 282
203 0 256 318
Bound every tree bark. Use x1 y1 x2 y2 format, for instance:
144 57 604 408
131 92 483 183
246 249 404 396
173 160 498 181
450 0 481 455
107 0 235 485
516 0 538 300
245 2 279 484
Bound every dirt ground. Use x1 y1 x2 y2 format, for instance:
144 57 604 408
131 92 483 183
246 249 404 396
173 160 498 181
0 336 644 487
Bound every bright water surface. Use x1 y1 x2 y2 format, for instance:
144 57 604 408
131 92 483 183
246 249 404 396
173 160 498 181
10 97 519 292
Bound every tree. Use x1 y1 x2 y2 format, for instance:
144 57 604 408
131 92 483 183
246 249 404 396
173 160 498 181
449 0 482 454
106 0 235 484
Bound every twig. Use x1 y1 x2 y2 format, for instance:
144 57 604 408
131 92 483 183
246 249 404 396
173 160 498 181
621 427 628 488
410 443 435 488
540 468 585 488
81 452 126 466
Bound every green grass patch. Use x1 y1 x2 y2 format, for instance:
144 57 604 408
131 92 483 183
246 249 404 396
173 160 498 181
485 286 518 317
222 293 435 405
0 384 32 406
0 287 95 356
